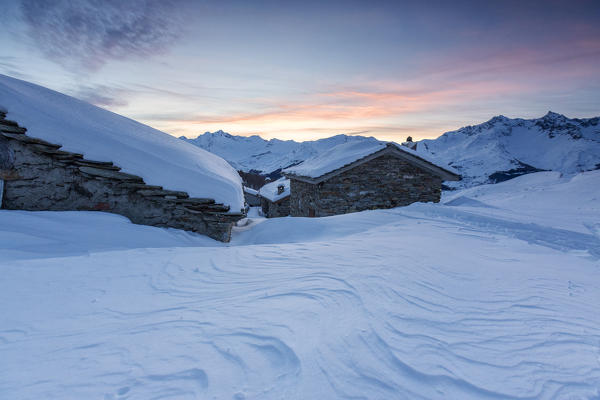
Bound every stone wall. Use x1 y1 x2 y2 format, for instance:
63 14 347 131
0 112 243 242
260 196 290 218
244 191 261 207
289 154 442 217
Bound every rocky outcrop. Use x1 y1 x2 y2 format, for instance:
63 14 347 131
0 111 243 241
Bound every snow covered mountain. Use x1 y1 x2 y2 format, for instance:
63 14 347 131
415 112 600 188
180 131 380 175
183 112 600 188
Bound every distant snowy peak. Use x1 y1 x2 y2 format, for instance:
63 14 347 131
181 131 379 175
451 112 599 140
181 112 599 189
416 112 600 188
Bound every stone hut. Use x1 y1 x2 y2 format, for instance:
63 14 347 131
243 186 261 207
0 111 243 242
259 178 290 218
283 141 460 217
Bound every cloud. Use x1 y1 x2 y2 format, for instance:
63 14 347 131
19 0 188 71
72 84 130 108
149 78 526 128
0 56 32 80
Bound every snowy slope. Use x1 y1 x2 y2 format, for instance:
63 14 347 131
416 112 600 188
0 210 219 260
1 171 599 399
0 74 244 211
442 171 600 234
180 130 380 174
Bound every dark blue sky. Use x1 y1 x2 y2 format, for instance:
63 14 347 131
1 0 599 140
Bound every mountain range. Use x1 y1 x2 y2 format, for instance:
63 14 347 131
181 112 600 187
180 131 379 179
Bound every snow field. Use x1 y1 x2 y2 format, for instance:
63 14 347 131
0 171 599 399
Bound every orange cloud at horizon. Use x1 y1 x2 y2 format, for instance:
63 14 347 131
143 78 529 142
125 40 599 143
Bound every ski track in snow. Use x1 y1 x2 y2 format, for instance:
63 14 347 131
1 173 600 399
398 205 600 259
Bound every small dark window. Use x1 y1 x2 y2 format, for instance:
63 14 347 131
308 208 315 217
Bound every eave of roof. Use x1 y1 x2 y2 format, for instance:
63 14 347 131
261 193 290 204
283 143 461 184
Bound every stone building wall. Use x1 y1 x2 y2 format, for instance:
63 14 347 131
0 112 243 242
244 191 261 207
289 154 442 217
260 196 290 218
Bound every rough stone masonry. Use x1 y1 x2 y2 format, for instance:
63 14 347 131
0 111 243 242
260 195 290 218
289 154 444 217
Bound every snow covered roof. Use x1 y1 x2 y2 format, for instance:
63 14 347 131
243 186 258 196
259 178 290 202
283 140 460 183
0 74 244 212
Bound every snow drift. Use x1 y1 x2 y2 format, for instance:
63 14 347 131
0 74 244 211
1 171 599 399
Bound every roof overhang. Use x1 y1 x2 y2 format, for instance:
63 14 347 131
261 194 290 204
283 144 461 184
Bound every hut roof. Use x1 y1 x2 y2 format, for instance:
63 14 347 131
243 186 259 196
283 141 460 184
260 178 290 203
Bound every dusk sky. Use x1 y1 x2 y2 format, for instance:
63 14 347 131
1 0 599 141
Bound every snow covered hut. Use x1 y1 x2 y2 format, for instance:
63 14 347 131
283 141 460 217
0 74 245 241
243 186 261 207
259 178 290 218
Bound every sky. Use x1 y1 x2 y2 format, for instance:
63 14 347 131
1 0 599 142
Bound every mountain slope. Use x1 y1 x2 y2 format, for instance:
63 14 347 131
0 74 244 210
415 112 600 188
180 131 380 174
183 112 599 189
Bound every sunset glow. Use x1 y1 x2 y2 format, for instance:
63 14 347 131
1 0 598 141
